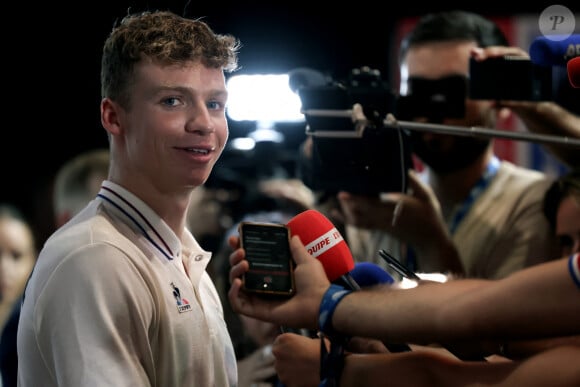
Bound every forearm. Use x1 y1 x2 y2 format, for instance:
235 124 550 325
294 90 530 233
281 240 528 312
497 335 580 360
508 101 580 167
330 258 580 344
340 345 580 387
331 280 487 344
340 351 511 387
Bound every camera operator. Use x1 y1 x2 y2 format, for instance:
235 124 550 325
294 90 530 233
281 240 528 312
338 10 567 279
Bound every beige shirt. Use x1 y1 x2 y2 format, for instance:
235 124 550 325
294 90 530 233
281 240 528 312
347 160 559 279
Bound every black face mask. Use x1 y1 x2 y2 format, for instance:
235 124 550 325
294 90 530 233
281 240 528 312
410 130 491 174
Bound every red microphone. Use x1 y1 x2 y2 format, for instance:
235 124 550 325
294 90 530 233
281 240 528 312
288 209 416 353
286 209 357 287
568 57 580 88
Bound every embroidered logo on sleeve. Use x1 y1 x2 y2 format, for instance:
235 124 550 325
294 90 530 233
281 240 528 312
171 282 192 313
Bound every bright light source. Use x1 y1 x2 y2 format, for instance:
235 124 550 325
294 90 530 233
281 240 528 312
226 74 305 122
229 137 255 151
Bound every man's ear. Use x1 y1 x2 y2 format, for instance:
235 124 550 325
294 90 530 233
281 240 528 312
100 98 123 136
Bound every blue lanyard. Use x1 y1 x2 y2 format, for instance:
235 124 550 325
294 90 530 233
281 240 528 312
448 156 500 234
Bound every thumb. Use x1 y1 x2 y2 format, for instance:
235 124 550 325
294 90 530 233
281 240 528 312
289 235 311 264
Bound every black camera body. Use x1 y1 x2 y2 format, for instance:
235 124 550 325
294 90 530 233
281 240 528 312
297 67 413 196
469 56 552 101
295 59 552 196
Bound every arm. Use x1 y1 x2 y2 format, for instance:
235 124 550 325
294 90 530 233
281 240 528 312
271 332 390 387
332 256 580 344
340 345 580 387
229 235 579 344
496 101 580 167
271 333 321 387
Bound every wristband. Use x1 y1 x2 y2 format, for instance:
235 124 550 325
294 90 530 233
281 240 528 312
318 284 351 336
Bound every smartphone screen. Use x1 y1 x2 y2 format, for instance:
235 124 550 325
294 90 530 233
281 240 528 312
239 222 295 297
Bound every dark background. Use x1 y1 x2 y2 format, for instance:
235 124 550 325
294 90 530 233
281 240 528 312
1 1 577 244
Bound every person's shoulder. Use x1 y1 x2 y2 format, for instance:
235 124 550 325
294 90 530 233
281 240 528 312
496 160 552 189
43 203 139 264
498 160 545 179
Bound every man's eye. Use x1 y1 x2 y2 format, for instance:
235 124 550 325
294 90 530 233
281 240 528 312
162 97 180 107
207 101 225 110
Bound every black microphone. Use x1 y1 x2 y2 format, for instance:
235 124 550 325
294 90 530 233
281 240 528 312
529 34 580 66
288 67 328 93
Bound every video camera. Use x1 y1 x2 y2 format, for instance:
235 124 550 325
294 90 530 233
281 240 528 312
296 67 413 196
295 59 553 195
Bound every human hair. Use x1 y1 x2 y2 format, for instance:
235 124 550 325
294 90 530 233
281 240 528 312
101 10 241 109
399 10 509 63
53 149 110 224
0 203 36 256
0 204 26 223
543 169 580 232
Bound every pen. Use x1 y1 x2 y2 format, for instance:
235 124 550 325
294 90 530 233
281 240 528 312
378 249 421 281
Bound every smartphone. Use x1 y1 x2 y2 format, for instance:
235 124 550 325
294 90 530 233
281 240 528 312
239 221 295 297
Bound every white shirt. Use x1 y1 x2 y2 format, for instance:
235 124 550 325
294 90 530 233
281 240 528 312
17 181 237 386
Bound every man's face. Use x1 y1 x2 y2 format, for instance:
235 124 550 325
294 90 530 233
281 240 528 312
400 41 495 173
109 61 230 193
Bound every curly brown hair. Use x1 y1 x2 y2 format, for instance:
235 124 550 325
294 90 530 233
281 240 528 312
100 10 241 108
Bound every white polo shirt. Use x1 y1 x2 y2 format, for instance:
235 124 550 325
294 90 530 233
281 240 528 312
17 181 237 386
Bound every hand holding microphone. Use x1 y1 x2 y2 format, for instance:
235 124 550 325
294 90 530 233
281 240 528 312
227 220 331 331
287 209 359 290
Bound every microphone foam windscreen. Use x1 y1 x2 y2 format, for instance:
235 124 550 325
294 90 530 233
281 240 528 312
288 67 328 93
529 34 580 66
349 262 395 287
568 57 580 88
287 209 354 282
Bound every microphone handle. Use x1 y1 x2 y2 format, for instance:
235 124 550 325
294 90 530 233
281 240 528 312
339 273 360 291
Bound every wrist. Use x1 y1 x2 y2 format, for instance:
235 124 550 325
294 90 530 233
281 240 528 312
319 284 351 337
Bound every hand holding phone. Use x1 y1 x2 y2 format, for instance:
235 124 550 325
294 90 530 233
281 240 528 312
239 221 295 297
